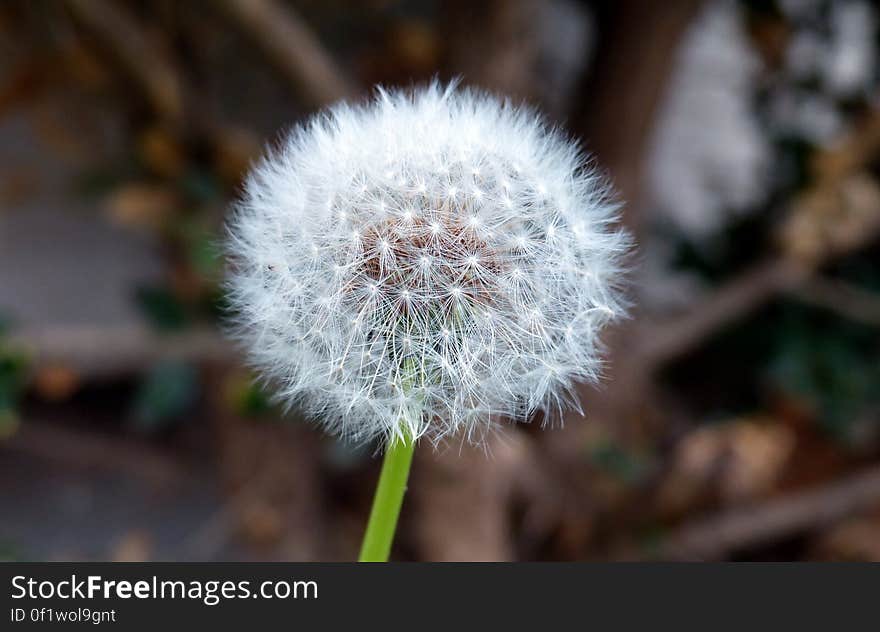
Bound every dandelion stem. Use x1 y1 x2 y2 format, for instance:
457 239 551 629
358 435 416 562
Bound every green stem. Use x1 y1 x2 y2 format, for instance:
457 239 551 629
358 436 416 562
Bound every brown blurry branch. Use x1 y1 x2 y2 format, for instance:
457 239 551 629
792 277 880 327
64 0 184 123
659 465 880 560
442 0 540 99
638 259 810 367
11 325 231 379
218 0 355 108
637 212 880 371
638 107 880 370
546 0 704 455
63 0 263 177
575 0 704 218
410 431 559 561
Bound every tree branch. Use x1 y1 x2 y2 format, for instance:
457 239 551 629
9 325 230 379
658 465 880 560
637 259 810 368
791 277 880 327
64 0 184 123
218 0 355 109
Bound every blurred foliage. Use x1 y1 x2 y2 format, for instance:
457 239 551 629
671 210 780 280
131 361 199 433
224 372 274 418
73 160 145 199
178 221 224 281
588 440 652 485
0 317 28 439
178 169 225 206
134 285 190 332
0 539 24 562
666 291 880 451
767 305 880 446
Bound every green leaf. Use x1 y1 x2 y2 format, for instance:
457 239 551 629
588 441 650 484
0 539 24 562
134 285 189 332
187 230 223 279
235 381 273 417
0 347 28 406
766 304 880 444
0 341 28 437
179 169 223 204
131 361 199 432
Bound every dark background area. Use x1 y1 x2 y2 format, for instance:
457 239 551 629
1 0 879 561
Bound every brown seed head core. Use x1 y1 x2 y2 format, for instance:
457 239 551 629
351 209 504 317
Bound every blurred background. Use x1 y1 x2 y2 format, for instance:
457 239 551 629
1 0 879 561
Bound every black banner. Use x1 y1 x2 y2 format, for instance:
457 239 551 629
1 563 877 629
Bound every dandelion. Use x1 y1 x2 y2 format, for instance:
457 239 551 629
226 82 629 561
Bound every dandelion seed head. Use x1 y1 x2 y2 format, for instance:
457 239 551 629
226 82 629 447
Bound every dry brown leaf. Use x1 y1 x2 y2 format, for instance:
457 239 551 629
238 500 284 547
779 172 880 264
103 183 179 230
33 365 80 401
811 514 880 561
111 530 153 562
656 417 795 516
138 125 188 178
656 426 726 515
721 421 795 503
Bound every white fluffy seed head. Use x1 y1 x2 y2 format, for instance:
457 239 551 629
226 82 629 448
